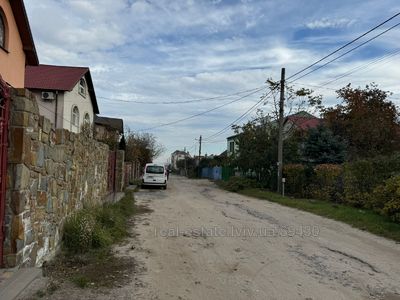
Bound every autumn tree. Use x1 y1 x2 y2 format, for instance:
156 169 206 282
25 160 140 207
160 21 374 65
323 84 400 159
229 80 321 186
124 129 165 167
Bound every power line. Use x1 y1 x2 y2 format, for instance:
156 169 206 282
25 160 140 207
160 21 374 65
204 13 400 143
204 90 274 141
290 21 400 82
320 48 400 86
291 47 400 90
287 12 400 80
137 87 267 132
97 86 264 105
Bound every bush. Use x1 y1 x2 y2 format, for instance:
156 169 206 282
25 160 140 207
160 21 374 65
63 192 135 253
219 176 258 192
342 154 400 207
92 226 113 249
63 210 96 252
283 164 308 197
370 175 400 222
311 164 343 202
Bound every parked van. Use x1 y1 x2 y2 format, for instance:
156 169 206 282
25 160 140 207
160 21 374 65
142 163 167 189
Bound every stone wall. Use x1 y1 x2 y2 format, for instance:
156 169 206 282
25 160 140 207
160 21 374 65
3 89 113 268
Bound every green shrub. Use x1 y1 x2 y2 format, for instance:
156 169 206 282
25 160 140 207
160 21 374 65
370 175 400 222
71 275 90 288
92 226 113 248
342 154 400 207
311 164 343 202
343 159 378 207
283 164 308 197
63 192 135 253
219 176 258 192
63 210 96 253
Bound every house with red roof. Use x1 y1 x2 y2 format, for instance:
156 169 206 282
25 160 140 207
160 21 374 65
226 111 322 156
25 64 99 133
283 111 322 136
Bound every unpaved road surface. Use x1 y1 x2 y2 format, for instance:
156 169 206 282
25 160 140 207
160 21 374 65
132 176 400 300
19 176 400 300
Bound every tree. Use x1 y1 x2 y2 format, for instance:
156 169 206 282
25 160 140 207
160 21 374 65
228 80 321 187
302 125 347 164
323 83 400 159
231 111 301 186
124 129 165 166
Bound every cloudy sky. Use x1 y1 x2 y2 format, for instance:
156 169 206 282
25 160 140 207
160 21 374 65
24 0 400 163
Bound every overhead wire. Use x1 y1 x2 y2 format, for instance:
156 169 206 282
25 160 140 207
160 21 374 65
287 12 400 81
97 86 264 105
137 87 267 132
203 13 400 143
204 90 274 141
289 21 400 82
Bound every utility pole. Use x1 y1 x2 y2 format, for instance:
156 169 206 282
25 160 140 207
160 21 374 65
198 135 202 163
184 147 187 177
277 68 285 194
198 135 202 178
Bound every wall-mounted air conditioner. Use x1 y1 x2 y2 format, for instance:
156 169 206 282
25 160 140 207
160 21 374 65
42 91 55 101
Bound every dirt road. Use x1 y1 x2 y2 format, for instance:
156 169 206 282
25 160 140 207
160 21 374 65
131 176 400 300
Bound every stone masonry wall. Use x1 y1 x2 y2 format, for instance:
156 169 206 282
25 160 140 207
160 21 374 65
3 89 112 268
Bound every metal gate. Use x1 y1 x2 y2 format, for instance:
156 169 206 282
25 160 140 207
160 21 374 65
0 77 10 267
108 151 116 193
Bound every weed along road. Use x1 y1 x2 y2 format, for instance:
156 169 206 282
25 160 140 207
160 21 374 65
132 175 400 300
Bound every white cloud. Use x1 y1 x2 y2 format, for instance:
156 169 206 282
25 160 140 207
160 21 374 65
24 0 400 162
305 18 354 30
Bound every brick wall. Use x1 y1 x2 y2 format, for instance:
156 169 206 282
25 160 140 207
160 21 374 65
3 89 116 267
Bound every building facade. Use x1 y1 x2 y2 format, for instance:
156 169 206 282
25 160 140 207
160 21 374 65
0 0 38 87
25 65 99 133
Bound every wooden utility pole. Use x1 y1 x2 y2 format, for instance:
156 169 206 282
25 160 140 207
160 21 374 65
184 147 187 176
198 135 202 178
277 68 285 194
198 135 202 161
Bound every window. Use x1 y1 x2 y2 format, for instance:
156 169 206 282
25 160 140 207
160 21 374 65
229 141 235 153
84 113 90 124
79 78 86 96
145 165 164 174
72 106 80 128
0 12 5 49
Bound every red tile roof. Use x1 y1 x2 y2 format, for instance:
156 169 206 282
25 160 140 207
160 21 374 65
25 65 99 113
25 65 88 91
287 115 322 130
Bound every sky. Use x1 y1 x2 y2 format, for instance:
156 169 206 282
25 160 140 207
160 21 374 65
24 0 400 163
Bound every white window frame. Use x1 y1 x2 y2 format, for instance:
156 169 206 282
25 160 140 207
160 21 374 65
71 106 80 129
229 141 235 153
83 112 90 124
79 78 86 97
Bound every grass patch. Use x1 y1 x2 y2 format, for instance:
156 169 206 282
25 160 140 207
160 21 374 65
63 190 136 253
234 188 400 242
70 275 90 288
40 190 152 291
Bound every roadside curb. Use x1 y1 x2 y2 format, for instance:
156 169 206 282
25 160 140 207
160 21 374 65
0 267 42 300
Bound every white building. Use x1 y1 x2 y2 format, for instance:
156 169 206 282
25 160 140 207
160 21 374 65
171 150 191 170
25 64 99 133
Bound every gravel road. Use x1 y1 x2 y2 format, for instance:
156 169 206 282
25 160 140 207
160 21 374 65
19 175 400 300
131 176 400 300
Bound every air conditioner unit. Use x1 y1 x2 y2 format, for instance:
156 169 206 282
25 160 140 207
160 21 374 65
42 91 55 101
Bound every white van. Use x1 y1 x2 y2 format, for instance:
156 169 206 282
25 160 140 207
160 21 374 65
142 163 167 189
